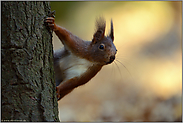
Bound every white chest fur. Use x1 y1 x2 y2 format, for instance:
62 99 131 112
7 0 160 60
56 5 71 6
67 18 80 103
58 53 94 80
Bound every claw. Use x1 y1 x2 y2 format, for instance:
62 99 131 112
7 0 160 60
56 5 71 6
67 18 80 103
45 19 53 23
56 87 61 101
45 10 56 30
48 10 55 18
45 17 55 30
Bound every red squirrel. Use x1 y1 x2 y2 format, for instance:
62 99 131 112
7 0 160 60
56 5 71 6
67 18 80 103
45 15 117 100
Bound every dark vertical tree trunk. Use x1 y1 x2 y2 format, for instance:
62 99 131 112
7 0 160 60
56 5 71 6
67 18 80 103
1 1 59 121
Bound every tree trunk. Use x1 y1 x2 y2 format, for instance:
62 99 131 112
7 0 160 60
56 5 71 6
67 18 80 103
1 1 59 122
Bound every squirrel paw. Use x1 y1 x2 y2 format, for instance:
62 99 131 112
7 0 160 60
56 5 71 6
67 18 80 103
56 86 61 101
45 17 56 30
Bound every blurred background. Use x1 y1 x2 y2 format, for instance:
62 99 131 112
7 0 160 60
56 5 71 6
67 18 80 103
50 1 182 122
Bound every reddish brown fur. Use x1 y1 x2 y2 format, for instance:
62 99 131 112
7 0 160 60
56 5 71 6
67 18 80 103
56 65 102 99
45 17 116 100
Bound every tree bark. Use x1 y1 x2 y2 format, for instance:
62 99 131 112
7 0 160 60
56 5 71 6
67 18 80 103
1 1 59 121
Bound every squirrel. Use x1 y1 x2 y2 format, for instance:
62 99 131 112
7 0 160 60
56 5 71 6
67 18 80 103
45 15 117 100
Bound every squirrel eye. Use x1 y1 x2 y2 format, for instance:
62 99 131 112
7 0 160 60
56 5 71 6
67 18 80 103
99 44 105 50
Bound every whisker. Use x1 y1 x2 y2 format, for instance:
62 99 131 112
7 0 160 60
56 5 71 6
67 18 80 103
110 61 115 81
113 61 123 82
115 59 134 80
116 57 135 69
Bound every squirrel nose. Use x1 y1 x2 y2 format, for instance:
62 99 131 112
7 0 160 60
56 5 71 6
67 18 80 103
110 55 115 62
107 55 115 64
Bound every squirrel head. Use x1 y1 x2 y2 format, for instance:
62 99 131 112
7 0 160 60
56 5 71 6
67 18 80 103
90 17 117 65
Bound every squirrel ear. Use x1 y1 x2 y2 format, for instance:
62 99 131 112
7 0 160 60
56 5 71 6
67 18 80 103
92 17 106 44
92 30 105 44
109 19 114 41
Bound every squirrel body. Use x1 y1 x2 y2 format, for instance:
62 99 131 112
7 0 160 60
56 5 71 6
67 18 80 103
45 16 117 100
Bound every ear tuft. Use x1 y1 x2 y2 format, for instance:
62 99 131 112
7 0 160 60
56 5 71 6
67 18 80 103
92 17 106 44
109 19 114 41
